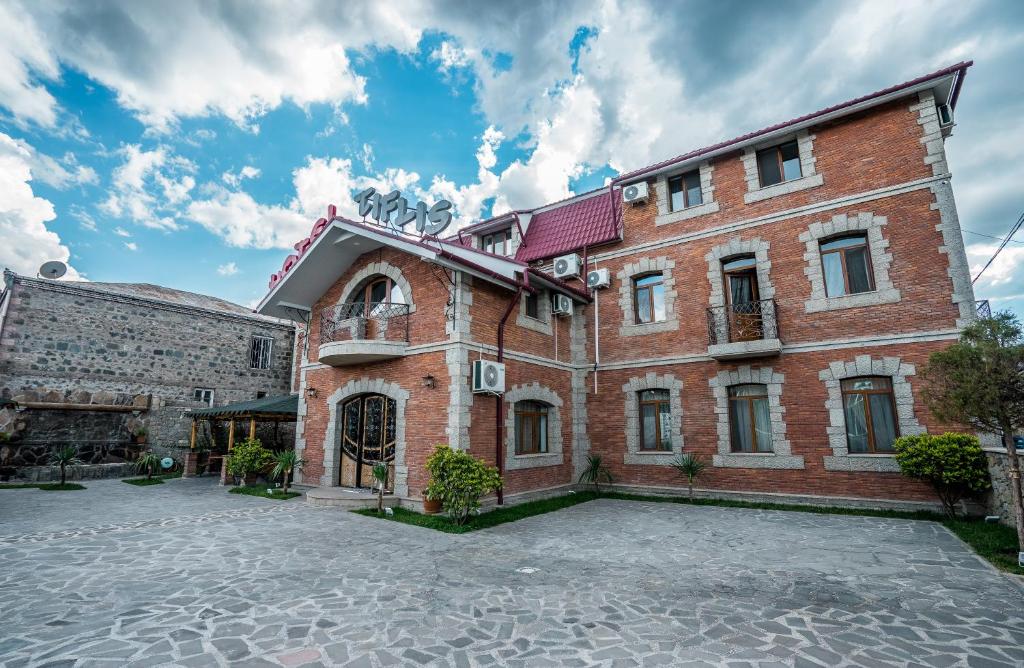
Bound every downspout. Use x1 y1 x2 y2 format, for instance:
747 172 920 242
495 275 527 506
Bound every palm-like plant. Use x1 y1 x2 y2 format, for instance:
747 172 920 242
271 449 305 494
371 462 389 513
49 445 82 486
578 454 613 494
671 453 707 500
134 450 161 480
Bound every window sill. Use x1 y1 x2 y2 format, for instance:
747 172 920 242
804 287 901 314
655 200 720 226
505 451 563 470
516 311 553 335
619 319 678 337
713 453 805 470
823 455 900 472
743 173 823 204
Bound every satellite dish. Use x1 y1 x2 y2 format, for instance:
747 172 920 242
39 261 67 280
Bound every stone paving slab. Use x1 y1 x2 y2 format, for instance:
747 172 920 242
1 477 1022 667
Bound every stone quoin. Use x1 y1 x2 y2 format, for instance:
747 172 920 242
257 62 998 513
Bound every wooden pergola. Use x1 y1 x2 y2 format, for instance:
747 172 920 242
187 394 298 480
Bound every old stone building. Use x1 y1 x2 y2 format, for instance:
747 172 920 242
0 271 295 478
257 62 1007 514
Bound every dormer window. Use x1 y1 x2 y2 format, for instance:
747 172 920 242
668 170 702 211
756 140 802 187
482 228 513 256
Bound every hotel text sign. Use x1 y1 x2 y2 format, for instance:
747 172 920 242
354 187 453 235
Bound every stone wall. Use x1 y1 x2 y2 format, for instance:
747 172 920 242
0 274 295 473
986 450 1024 527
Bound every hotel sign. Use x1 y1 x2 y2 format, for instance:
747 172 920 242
354 187 453 236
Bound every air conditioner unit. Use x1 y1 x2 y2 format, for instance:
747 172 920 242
553 253 582 278
587 268 610 290
551 294 573 316
622 181 649 205
472 359 505 394
936 103 954 127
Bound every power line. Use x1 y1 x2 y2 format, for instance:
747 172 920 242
963 228 1024 245
972 211 1024 285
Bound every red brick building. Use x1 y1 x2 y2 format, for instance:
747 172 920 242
257 62 978 511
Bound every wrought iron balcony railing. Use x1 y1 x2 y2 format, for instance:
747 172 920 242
975 299 991 319
319 302 410 346
706 298 780 346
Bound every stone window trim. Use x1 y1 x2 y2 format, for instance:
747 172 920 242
742 130 823 204
617 256 679 336
654 162 720 225
337 261 416 313
504 383 564 470
321 378 410 496
709 366 804 469
516 289 552 335
622 373 684 465
800 212 901 313
819 355 924 472
704 236 775 308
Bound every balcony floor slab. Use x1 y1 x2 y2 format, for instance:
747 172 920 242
318 340 408 366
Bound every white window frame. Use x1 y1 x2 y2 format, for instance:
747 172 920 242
249 335 274 369
193 388 215 407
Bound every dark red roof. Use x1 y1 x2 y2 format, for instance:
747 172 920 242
515 191 620 263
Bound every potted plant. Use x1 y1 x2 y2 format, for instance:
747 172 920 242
422 492 442 515
671 453 707 500
135 450 161 480
425 445 502 525
133 426 148 445
270 449 305 494
226 437 272 486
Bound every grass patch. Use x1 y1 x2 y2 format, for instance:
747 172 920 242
228 484 300 501
37 483 86 491
122 477 165 486
0 483 46 489
355 490 1024 575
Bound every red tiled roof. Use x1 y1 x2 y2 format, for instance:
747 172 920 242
515 190 620 263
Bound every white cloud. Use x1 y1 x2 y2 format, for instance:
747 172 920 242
0 3 60 127
123 241 138 252
431 40 472 73
101 144 195 230
217 262 239 276
113 227 131 237
0 132 82 279
222 166 261 188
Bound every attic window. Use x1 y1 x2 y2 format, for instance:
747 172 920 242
482 228 513 256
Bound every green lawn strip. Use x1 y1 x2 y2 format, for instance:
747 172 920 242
122 477 165 486
228 484 300 501
356 490 1023 575
0 483 45 489
36 483 86 491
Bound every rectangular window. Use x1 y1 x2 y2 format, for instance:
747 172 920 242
482 228 513 256
193 388 214 406
514 401 549 455
256 391 267 399
668 170 703 211
638 389 672 451
841 377 898 453
633 273 666 324
820 235 875 297
756 140 802 187
728 384 773 453
525 291 541 320
249 335 273 369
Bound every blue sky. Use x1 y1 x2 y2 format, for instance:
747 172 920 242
1 1 1022 315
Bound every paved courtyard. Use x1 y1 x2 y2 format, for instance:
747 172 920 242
1 478 1022 668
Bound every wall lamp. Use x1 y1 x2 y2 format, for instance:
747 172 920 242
305 387 318 399
422 375 436 389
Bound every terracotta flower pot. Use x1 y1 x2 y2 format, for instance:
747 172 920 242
422 496 442 515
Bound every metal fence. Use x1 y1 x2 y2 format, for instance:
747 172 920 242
975 299 991 319
319 302 410 345
706 298 780 345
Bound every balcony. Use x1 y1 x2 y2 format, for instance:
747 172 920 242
318 302 410 366
706 299 782 360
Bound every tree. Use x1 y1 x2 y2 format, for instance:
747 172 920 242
671 453 707 500
135 450 160 480
920 313 1024 554
271 449 305 494
371 461 389 513
425 445 502 525
577 454 613 493
893 433 990 517
226 437 273 484
49 445 82 486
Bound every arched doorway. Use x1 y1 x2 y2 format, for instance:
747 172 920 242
339 393 397 490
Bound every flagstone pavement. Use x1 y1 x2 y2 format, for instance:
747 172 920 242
1 476 1022 667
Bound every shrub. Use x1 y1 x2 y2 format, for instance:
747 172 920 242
271 449 305 494
49 445 82 486
227 438 272 482
577 454 613 493
425 445 502 525
134 450 161 480
671 453 707 500
894 432 991 517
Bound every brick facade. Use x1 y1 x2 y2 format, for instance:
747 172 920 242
286 78 978 511
0 273 295 473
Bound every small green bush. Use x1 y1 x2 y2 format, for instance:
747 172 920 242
226 437 272 481
425 445 502 525
894 432 991 517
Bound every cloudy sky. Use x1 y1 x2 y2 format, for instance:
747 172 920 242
1 0 1022 314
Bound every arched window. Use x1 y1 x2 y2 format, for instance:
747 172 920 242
347 276 405 316
514 401 550 455
841 377 898 453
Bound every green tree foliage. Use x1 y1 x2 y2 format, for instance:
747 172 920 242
577 454 613 493
226 437 272 482
894 433 991 517
672 453 707 500
921 313 1024 547
271 449 305 494
134 450 161 480
371 461 389 513
49 445 82 486
425 445 502 525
